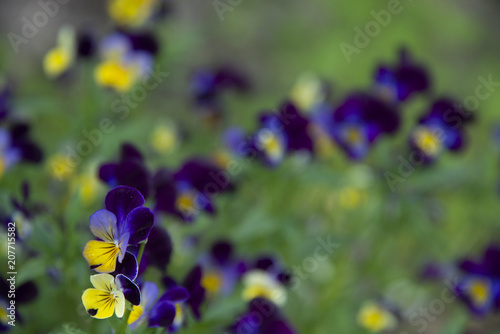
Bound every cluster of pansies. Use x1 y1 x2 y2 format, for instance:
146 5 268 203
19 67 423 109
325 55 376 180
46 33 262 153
221 49 473 166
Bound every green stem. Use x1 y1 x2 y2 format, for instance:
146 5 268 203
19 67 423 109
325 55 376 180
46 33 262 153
118 240 148 334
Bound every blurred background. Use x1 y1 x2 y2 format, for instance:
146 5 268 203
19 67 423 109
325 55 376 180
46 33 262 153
1 0 500 333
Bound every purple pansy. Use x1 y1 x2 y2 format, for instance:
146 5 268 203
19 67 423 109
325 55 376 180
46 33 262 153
374 49 430 103
99 143 151 198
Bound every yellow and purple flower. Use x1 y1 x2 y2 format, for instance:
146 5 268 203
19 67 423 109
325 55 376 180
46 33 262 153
456 244 500 315
410 98 472 162
82 186 154 279
82 273 141 319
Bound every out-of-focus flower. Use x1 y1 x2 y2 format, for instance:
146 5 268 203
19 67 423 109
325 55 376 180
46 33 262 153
201 240 245 297
94 33 153 93
83 186 154 277
82 273 141 319
4 182 42 240
456 244 500 315
150 123 179 154
410 98 472 162
189 67 250 124
374 49 430 103
318 92 399 160
149 266 206 331
357 300 398 332
128 282 159 328
108 0 161 28
99 143 151 198
43 26 76 79
76 30 96 59
241 257 290 307
0 129 20 180
0 83 11 121
47 152 75 181
138 225 173 275
229 298 296 334
71 169 103 207
153 159 233 222
289 73 330 112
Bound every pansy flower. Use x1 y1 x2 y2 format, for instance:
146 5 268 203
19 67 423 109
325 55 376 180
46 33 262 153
455 244 500 315
374 49 430 103
83 186 154 278
137 225 173 276
0 123 43 179
228 297 296 334
108 0 161 28
241 257 290 307
320 92 399 160
357 300 398 333
99 143 151 198
128 282 159 329
43 26 76 79
189 67 250 124
200 240 246 297
0 83 11 122
289 73 331 112
410 98 472 163
153 159 233 222
94 33 153 93
82 273 141 319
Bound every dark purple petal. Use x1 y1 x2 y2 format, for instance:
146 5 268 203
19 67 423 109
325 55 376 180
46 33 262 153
143 225 172 272
148 301 176 328
16 281 38 304
124 207 154 245
153 169 178 215
183 265 206 319
214 67 250 92
77 30 96 58
255 257 275 271
116 160 151 198
116 274 141 306
114 252 138 281
158 287 190 304
105 186 145 227
174 159 234 194
121 143 144 162
120 30 159 55
98 163 119 187
211 240 233 265
264 319 297 334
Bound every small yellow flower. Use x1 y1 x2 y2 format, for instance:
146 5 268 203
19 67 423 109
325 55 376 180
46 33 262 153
150 124 179 154
357 301 397 332
94 59 139 93
47 153 75 181
43 26 75 78
108 0 160 27
289 73 326 112
82 274 126 319
412 126 443 157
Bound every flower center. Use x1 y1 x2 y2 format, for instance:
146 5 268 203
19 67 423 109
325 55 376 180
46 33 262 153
468 279 490 306
202 271 224 295
413 126 443 157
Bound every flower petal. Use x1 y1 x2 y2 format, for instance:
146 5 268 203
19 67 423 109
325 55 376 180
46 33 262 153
158 287 190 304
82 288 116 319
124 207 154 245
116 274 141 306
114 251 138 281
114 291 126 318
89 209 118 242
105 186 145 228
148 301 176 328
83 240 119 273
90 273 115 291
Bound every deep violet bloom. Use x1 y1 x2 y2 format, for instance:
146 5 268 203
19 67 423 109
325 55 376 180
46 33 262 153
374 49 430 103
228 298 296 334
83 186 154 280
116 29 159 55
137 225 173 275
0 278 38 330
410 98 473 162
200 240 246 296
99 143 151 198
6 123 43 164
455 244 500 315
322 92 399 160
0 84 11 121
76 30 96 58
150 265 206 332
153 159 233 222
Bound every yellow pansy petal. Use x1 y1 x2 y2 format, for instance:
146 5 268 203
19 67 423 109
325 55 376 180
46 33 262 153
114 291 126 318
90 274 116 291
128 305 143 324
83 240 119 273
43 46 72 78
82 289 116 319
95 60 136 93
